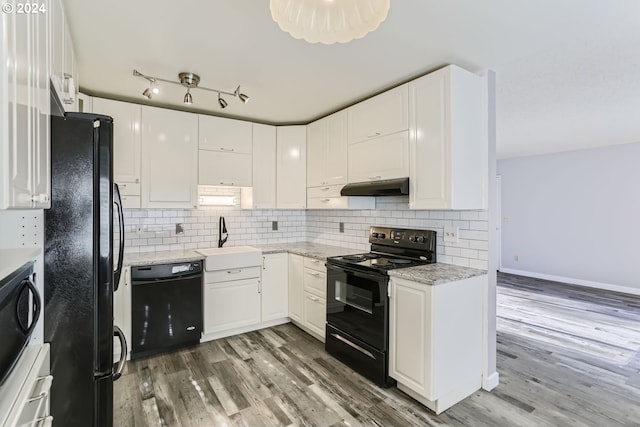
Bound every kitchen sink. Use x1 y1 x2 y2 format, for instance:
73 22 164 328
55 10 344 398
196 246 262 271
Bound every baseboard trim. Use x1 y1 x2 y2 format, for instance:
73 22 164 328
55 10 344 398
482 372 499 391
499 268 640 296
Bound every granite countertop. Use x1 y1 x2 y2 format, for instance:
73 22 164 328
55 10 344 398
124 243 359 267
250 243 358 260
388 263 487 286
124 250 203 267
0 248 42 280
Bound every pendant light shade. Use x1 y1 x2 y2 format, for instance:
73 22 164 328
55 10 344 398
270 0 390 45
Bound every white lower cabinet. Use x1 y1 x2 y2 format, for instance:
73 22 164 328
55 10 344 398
289 254 327 341
261 253 289 322
288 254 304 323
389 275 485 414
204 278 261 334
113 266 131 360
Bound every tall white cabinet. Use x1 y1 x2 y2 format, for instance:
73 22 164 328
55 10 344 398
92 98 142 208
246 123 277 209
408 65 485 210
0 1 51 209
276 126 306 209
140 106 198 209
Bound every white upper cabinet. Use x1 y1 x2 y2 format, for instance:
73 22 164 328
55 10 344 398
92 98 141 185
307 110 348 188
347 131 409 183
408 65 485 210
243 123 277 209
198 115 252 186
348 84 408 144
1 2 51 209
141 106 198 208
276 126 307 209
50 0 78 111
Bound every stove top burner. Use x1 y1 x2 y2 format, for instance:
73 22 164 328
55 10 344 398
329 252 430 274
342 253 380 262
388 259 412 264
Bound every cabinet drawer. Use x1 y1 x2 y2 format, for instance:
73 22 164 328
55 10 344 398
205 266 261 284
303 292 326 339
303 257 325 271
117 182 140 196
198 151 252 186
303 267 326 298
120 195 141 209
307 185 342 198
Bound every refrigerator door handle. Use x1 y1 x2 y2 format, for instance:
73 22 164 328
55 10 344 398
113 325 127 381
113 183 125 291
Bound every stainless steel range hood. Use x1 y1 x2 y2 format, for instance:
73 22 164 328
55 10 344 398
340 178 409 197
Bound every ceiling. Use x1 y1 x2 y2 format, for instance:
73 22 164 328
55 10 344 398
63 0 640 159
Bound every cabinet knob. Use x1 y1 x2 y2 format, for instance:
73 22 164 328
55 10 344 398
367 175 382 180
220 147 235 152
32 193 49 203
367 132 381 138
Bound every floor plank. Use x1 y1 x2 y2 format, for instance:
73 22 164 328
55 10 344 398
115 272 640 426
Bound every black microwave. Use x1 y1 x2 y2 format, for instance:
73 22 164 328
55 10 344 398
0 261 41 385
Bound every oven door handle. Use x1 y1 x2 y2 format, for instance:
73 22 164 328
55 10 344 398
330 333 376 359
325 262 387 282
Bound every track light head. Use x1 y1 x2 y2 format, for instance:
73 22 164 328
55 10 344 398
238 93 249 103
142 88 152 99
184 88 193 105
218 94 228 109
151 80 160 95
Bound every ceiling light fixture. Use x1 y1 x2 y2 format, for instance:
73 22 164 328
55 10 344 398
269 0 390 45
133 69 250 108
218 93 228 109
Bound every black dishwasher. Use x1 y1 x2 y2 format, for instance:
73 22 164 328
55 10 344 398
131 261 203 359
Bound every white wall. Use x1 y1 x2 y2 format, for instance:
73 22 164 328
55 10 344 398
498 141 640 294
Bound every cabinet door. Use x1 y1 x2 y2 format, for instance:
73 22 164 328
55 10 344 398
324 110 348 186
50 0 65 102
261 253 289 322
276 126 306 209
113 267 131 360
198 151 252 186
251 123 276 208
92 98 141 185
288 254 304 323
204 279 261 334
347 131 409 183
348 84 408 143
306 118 325 188
141 106 198 208
409 66 484 210
199 115 253 154
389 278 432 398
303 292 326 339
32 6 50 209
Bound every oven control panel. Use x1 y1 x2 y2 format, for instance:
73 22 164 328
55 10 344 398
369 226 436 250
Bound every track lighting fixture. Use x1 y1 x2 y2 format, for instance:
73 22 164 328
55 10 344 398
218 93 228 109
133 69 250 108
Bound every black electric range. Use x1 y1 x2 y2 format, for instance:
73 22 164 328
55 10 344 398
324 226 437 387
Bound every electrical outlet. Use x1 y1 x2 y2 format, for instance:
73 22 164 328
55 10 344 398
272 221 278 231
339 222 344 233
136 226 143 235
514 255 519 262
443 225 459 243
175 223 184 235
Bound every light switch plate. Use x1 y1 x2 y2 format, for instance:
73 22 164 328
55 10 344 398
444 225 459 243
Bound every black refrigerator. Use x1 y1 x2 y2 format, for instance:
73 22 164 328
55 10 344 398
44 112 127 427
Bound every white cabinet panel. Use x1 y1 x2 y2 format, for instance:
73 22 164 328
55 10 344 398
199 115 252 153
204 279 261 334
261 253 289 322
276 126 306 209
306 119 325 188
140 106 198 208
347 131 409 183
92 98 141 186
303 292 326 339
408 65 485 210
288 254 304 323
1 4 50 209
348 84 408 144
50 0 77 111
248 123 276 208
306 111 347 188
303 267 326 298
198 151 252 186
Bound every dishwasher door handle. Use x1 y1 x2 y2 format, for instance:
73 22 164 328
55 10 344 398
131 274 202 286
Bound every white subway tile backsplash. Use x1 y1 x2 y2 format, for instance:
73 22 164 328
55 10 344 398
122 201 489 271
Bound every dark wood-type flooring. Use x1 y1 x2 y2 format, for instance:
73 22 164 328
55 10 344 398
114 272 640 426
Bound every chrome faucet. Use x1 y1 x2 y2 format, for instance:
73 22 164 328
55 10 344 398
218 216 228 248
